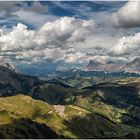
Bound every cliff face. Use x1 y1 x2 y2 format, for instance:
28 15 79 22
86 57 140 73
86 59 123 72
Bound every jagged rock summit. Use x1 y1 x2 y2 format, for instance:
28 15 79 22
0 59 19 73
86 57 140 74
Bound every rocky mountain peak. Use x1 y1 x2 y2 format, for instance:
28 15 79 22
0 59 19 73
86 57 140 73
87 59 103 68
127 57 140 67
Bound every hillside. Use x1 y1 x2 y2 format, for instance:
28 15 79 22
0 94 140 138
0 63 139 138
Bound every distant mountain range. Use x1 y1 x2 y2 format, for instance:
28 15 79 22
86 57 140 74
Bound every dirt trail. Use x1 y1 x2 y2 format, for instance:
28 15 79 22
54 105 65 117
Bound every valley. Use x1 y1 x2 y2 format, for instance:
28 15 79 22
0 63 139 138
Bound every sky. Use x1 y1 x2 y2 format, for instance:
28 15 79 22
0 1 140 74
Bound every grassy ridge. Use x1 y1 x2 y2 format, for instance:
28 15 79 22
0 94 139 138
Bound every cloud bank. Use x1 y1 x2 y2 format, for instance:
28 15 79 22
0 17 98 65
0 1 140 70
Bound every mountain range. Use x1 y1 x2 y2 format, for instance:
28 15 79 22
86 57 140 74
0 60 139 138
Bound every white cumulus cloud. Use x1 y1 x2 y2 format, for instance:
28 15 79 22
0 17 97 65
109 32 140 57
111 1 140 27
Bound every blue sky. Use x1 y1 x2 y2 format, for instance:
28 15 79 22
0 1 140 75
0 1 125 28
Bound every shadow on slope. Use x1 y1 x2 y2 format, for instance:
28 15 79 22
81 83 140 127
63 113 140 139
83 82 140 108
29 83 77 105
0 118 61 139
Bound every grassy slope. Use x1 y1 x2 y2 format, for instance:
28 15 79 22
0 94 139 138
26 79 140 138
0 77 140 138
